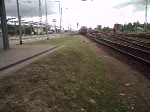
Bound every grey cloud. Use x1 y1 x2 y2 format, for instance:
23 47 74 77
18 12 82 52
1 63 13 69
5 0 57 18
113 0 150 12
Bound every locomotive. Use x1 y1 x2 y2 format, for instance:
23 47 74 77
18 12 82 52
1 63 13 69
79 26 88 35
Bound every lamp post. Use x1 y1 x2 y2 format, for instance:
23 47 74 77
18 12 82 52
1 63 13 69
53 19 57 36
45 0 49 40
29 21 34 36
14 21 17 37
144 0 148 31
16 0 22 45
0 0 9 50
55 1 62 35
65 8 70 35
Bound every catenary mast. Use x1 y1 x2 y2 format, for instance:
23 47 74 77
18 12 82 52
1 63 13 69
39 0 42 22
145 0 148 30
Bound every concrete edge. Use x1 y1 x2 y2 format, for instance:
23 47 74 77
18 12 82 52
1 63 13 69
0 45 64 78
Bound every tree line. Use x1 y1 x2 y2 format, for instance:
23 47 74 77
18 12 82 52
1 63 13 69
122 21 150 31
102 21 150 32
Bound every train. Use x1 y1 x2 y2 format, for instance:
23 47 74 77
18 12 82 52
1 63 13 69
79 26 99 35
79 26 88 35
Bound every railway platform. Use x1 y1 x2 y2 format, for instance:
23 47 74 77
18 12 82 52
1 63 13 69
0 44 62 78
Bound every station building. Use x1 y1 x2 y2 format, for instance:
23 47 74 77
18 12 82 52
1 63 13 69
114 24 122 32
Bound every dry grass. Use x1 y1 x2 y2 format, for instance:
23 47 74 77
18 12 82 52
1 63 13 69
0 35 130 112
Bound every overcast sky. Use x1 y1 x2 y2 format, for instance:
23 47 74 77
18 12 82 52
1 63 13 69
4 0 150 29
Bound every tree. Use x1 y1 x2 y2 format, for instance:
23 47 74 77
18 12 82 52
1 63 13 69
126 22 133 31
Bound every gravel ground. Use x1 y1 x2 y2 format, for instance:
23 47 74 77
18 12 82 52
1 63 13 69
83 36 150 112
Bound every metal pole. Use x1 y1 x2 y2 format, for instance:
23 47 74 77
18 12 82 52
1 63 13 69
15 21 17 37
54 21 56 34
66 8 70 35
53 19 57 37
16 0 22 45
45 0 49 40
31 24 32 36
55 1 62 36
58 2 61 33
144 0 148 31
60 7 62 36
39 0 43 35
0 0 6 50
39 0 42 22
1 0 9 50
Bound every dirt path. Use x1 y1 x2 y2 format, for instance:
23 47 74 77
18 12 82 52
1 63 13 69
83 36 150 112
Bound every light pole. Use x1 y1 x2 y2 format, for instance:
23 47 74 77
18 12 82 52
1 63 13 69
16 0 22 45
28 21 33 36
65 8 70 35
0 0 9 50
53 19 57 36
39 0 42 23
55 1 62 34
144 0 148 31
14 21 17 37
45 0 49 40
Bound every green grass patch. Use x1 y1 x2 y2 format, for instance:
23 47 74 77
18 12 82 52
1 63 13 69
28 76 39 83
0 35 131 111
49 83 62 91
0 85 16 96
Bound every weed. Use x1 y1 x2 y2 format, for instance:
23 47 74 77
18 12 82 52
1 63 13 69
58 67 71 73
50 83 62 91
48 98 57 106
0 85 16 95
87 99 96 109
64 89 79 100
28 76 39 83
54 107 68 112
66 75 76 83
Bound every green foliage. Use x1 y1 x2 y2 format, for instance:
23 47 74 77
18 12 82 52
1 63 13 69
64 89 79 100
0 85 16 95
8 30 15 36
49 83 62 91
122 21 150 31
28 76 39 83
0 35 132 112
54 107 68 112
66 76 76 83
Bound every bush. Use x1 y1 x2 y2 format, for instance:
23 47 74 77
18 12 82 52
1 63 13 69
8 30 15 36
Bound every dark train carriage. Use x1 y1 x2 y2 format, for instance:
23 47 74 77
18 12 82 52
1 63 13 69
79 26 88 35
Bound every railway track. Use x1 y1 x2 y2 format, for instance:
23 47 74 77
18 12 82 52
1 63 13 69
113 35 150 52
125 33 150 39
86 34 150 65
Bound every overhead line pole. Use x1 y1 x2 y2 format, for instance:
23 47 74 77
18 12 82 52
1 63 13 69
0 0 9 50
16 0 22 45
39 0 42 22
55 1 62 36
145 0 148 31
38 0 43 35
45 0 49 40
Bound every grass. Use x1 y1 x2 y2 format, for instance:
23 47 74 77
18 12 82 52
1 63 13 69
0 35 131 111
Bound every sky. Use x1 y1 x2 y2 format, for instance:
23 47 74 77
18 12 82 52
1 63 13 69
4 0 150 29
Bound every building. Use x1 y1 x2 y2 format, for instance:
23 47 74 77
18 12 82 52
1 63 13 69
113 24 122 32
97 25 102 31
33 26 44 35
